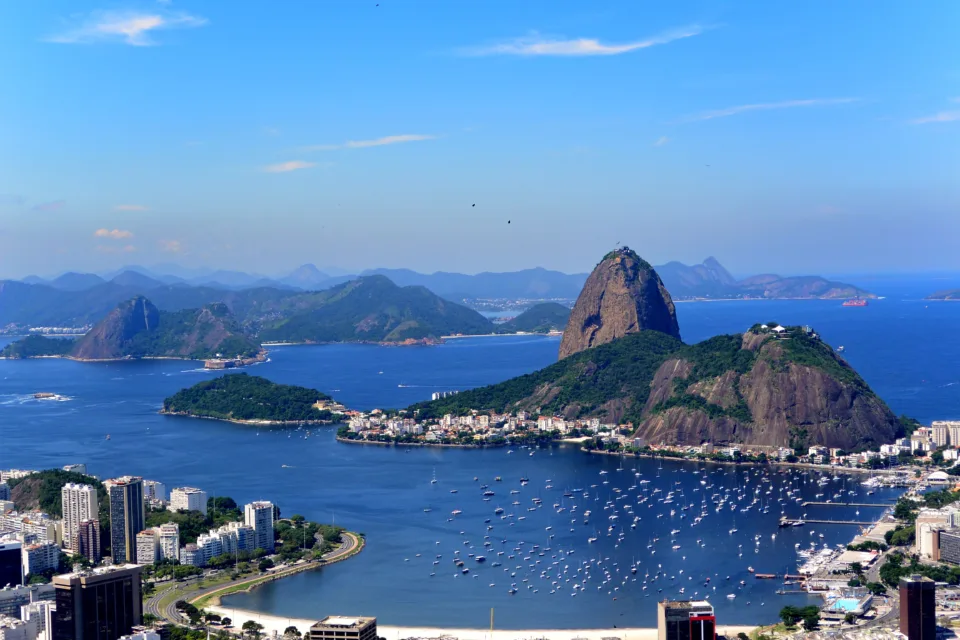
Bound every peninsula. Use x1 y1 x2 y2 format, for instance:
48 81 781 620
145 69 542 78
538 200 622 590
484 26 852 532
161 373 346 424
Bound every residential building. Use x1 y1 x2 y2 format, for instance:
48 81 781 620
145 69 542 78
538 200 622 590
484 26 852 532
157 524 179 562
939 529 960 565
168 488 207 516
0 585 55 619
308 617 377 640
118 633 160 640
52 565 142 640
179 545 199 567
76 520 101 564
61 484 98 552
0 614 38 640
0 473 33 485
21 543 59 580
140 481 166 503
61 465 86 476
657 600 716 640
20 601 55 640
244 502 275 553
0 487 8 502
134 531 159 566
899 574 935 640
0 515 62 547
931 423 950 448
0 542 22 589
104 477 144 565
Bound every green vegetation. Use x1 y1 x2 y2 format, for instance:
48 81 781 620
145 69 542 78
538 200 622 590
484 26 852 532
273 516 344 562
122 305 260 359
145 496 245 544
257 275 492 343
0 335 73 358
162 374 339 423
847 540 888 553
496 303 570 334
7 469 111 555
779 605 820 630
879 551 960 586
777 326 867 391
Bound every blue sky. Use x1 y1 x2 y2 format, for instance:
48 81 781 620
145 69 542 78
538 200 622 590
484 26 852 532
1 1 958 278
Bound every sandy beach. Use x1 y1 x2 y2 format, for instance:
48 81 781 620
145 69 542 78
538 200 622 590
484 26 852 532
208 606 756 639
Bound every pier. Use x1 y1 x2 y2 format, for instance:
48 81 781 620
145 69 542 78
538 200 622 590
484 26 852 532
780 516 875 527
800 501 895 508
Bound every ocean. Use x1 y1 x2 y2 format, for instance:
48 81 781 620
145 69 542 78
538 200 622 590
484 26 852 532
2 291 958 628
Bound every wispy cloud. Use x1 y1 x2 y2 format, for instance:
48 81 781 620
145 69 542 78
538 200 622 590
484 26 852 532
304 134 435 152
911 102 960 124
46 9 207 46
159 239 182 253
462 25 709 57
94 228 134 240
653 136 670 147
96 244 137 254
114 204 148 212
31 200 65 212
262 160 316 173
682 98 859 122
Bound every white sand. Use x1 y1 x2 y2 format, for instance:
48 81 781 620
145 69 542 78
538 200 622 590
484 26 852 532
208 606 756 639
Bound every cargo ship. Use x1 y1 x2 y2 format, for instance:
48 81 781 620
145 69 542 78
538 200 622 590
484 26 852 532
842 296 868 307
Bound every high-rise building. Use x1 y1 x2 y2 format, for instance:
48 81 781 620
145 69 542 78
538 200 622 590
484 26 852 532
0 541 22 589
168 488 207 516
900 574 936 640
21 601 55 640
61 484 98 552
0 486 8 502
0 585 55 620
309 617 377 640
104 478 144 565
657 600 716 640
134 531 159 566
157 524 179 562
140 481 166 503
76 520 101 564
244 502 275 553
52 565 142 640
21 543 60 580
0 613 38 640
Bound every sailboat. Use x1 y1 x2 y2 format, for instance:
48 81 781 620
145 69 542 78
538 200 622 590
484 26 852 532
431 468 438 484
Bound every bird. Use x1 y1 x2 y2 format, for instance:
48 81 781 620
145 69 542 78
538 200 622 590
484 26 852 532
507 220 511 224
472 204 476 207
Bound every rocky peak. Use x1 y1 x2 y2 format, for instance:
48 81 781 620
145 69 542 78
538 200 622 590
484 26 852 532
558 247 681 359
70 296 160 359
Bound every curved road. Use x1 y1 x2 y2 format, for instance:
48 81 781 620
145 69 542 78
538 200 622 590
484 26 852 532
145 532 362 626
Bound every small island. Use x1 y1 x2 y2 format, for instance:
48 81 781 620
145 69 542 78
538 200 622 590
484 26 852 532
161 373 347 425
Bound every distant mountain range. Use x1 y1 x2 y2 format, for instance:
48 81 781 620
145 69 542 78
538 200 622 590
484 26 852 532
1 258 873 330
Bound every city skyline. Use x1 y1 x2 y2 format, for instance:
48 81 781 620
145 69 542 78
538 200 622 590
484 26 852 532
2 1 958 276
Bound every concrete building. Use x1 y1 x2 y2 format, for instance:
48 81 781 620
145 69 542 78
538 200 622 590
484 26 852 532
21 543 59 580
20 601 54 640
134 530 159 566
61 483 98 552
104 477 144 565
52 565 142 640
0 487 8 502
168 488 207 516
0 614 38 640
0 542 21 589
157 524 179 562
179 544 199 567
244 502 275 553
141 481 166 503
308 617 377 640
657 600 716 640
118 633 160 640
899 574 936 640
61 465 86 476
940 529 960 565
76 520 101 564
0 585 55 619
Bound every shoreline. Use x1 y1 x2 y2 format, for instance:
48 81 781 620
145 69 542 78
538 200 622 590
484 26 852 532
205 606 756 639
160 410 339 427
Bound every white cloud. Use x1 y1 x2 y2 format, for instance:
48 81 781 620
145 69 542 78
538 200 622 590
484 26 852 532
653 136 670 147
94 228 134 239
159 239 182 253
262 160 316 173
305 134 435 152
463 25 709 57
114 204 148 211
911 110 960 125
682 98 859 122
46 10 207 46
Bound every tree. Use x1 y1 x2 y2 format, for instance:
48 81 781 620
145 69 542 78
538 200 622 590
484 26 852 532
865 582 887 596
801 610 820 631
779 606 802 627
242 621 264 639
258 558 274 572
283 626 302 638
222 618 232 627
844 613 856 625
290 514 305 527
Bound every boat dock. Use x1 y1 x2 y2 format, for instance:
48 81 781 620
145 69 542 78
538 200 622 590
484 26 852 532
780 516 874 526
800 501 895 507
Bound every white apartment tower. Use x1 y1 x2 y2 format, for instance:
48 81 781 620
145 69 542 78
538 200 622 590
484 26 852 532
157 523 180 562
60 484 97 552
244 502 275 552
168 488 207 516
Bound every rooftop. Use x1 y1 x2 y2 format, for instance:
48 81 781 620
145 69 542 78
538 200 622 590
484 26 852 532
313 616 376 629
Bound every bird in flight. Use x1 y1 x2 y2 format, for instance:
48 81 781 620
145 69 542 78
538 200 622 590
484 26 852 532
472 204 476 207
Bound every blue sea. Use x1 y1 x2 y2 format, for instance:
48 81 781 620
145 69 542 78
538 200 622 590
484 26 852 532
2 287 959 628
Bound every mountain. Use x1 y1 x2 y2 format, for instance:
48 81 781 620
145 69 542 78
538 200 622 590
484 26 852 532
497 303 570 334
413 325 897 450
279 264 332 290
49 272 107 291
558 248 680 359
1 296 260 360
360 267 588 300
110 270 167 290
926 290 960 300
257 275 494 343
656 258 874 300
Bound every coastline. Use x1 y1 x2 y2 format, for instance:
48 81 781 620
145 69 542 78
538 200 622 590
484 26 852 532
205 606 756 640
160 410 339 427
